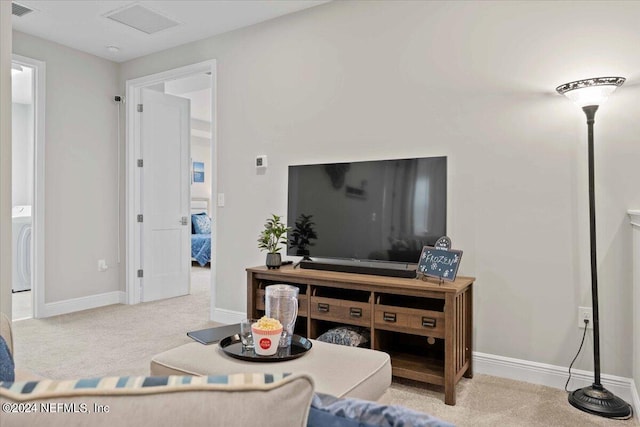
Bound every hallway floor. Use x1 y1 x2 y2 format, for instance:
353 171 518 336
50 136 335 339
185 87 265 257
11 265 210 321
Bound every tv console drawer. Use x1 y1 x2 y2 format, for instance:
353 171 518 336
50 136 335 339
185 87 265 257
309 296 370 326
255 289 308 317
374 304 444 338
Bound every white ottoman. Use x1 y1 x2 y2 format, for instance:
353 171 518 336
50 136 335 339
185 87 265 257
151 339 391 401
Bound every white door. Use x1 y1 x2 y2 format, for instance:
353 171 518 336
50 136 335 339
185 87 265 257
140 88 191 302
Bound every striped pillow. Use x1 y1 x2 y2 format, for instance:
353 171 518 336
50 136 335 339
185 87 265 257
1 373 291 401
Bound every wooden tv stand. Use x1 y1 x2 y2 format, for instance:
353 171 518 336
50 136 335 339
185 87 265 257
246 265 475 405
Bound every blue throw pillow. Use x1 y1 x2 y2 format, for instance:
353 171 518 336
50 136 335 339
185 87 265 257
308 406 374 427
192 214 211 234
0 336 15 382
307 393 454 427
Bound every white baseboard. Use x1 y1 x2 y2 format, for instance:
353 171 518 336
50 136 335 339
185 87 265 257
212 307 245 324
41 291 126 318
473 352 634 404
631 379 640 417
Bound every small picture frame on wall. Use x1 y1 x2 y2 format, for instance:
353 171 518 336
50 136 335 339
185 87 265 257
193 162 205 183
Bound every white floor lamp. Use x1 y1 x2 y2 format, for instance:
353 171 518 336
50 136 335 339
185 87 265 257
556 77 631 419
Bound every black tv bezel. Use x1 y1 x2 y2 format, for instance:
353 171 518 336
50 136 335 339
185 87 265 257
286 156 447 274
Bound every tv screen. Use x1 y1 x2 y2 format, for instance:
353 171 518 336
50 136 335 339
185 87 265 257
287 156 447 265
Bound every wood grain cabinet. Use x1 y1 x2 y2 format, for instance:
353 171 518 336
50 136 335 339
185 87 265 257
246 265 475 405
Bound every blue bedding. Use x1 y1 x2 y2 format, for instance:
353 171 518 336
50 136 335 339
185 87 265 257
191 233 211 266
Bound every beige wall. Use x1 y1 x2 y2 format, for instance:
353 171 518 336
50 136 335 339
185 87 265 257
120 0 640 377
631 214 640 400
0 2 12 316
13 32 121 303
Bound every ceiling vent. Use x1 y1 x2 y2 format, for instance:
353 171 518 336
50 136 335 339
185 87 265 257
104 4 180 35
12 2 35 17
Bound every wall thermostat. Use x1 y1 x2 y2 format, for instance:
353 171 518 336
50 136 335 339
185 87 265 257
256 155 267 168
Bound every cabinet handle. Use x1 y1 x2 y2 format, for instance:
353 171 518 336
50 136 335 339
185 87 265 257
349 307 362 318
383 312 396 323
317 303 330 313
422 317 436 328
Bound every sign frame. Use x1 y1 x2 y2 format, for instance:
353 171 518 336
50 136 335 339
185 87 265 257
417 245 463 283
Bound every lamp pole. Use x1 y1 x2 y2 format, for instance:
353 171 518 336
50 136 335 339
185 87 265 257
583 104 601 389
556 77 630 419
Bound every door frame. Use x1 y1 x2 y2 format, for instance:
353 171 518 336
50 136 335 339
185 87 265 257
11 54 45 319
125 60 217 311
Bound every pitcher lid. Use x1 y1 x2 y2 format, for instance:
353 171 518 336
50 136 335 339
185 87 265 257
265 284 299 296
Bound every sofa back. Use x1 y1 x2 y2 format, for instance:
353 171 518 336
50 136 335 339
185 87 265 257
1 372 314 427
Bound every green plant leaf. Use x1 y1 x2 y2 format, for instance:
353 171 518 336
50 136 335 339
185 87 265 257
258 214 291 253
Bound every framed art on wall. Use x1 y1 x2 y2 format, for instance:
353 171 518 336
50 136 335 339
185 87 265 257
193 161 205 183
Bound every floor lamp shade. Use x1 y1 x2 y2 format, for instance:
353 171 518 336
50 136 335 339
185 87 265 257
556 77 625 107
556 76 631 419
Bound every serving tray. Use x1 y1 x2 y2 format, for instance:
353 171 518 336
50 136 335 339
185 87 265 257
219 334 312 362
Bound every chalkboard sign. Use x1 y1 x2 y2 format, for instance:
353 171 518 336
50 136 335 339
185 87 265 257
417 246 463 282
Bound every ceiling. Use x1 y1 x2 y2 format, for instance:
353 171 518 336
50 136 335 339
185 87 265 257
11 1 329 63
165 73 211 124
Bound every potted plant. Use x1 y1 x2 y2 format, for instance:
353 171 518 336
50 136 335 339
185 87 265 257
289 214 318 261
258 214 290 269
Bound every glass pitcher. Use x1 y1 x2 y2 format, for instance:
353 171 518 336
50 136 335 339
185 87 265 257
265 284 299 347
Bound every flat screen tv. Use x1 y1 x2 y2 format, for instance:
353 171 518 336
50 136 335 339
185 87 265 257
287 156 446 276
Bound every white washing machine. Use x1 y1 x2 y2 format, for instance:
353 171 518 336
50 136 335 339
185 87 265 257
12 205 32 292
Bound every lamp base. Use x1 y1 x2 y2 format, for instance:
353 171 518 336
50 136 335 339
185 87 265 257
568 385 631 419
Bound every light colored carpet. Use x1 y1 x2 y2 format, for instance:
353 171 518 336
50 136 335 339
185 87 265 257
11 265 637 426
13 265 217 379
381 376 636 427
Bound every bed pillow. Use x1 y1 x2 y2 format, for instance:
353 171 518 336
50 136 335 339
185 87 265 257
0 336 14 382
317 326 370 347
192 214 211 234
191 212 206 233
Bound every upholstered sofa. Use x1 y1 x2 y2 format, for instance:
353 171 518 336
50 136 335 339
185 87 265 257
0 314 453 427
0 314 314 426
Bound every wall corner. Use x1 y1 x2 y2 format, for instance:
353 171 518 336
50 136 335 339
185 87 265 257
0 2 13 317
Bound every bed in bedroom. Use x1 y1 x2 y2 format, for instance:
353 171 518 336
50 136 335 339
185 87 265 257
191 198 211 267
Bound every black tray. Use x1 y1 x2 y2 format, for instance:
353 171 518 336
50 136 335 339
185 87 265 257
187 324 240 345
219 334 312 362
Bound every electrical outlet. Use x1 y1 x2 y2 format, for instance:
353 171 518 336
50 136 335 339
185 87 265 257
578 306 593 329
98 259 108 272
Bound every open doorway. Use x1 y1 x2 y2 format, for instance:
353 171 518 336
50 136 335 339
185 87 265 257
145 73 213 299
126 60 217 318
11 54 45 320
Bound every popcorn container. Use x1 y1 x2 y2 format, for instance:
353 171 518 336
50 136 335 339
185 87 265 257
251 324 283 356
